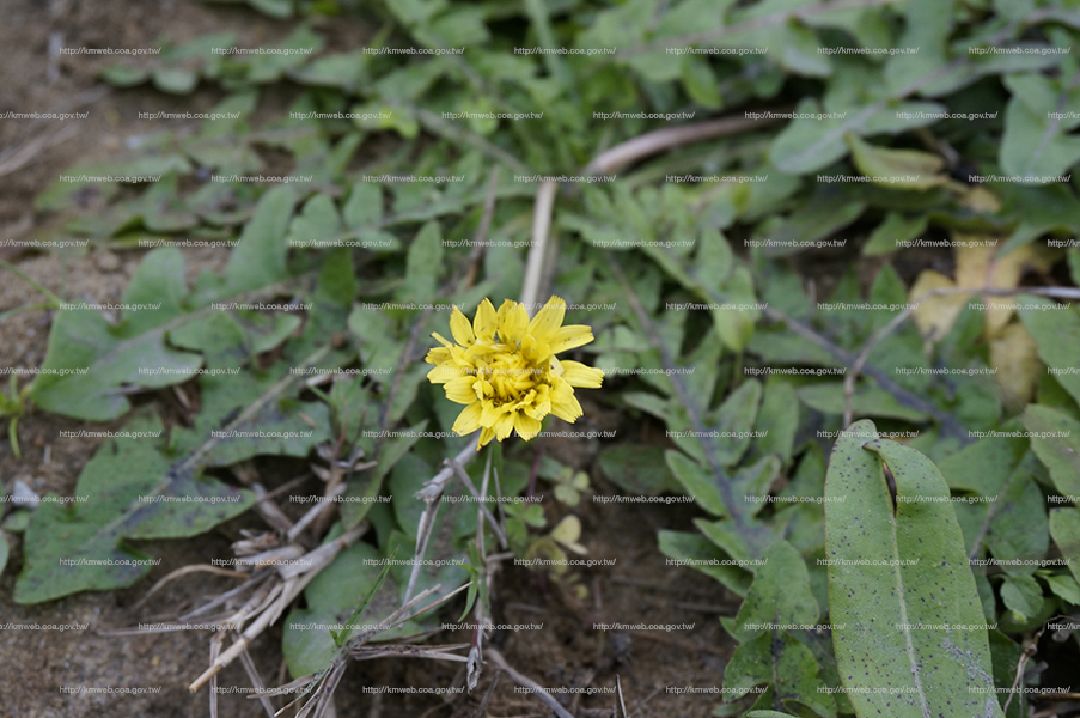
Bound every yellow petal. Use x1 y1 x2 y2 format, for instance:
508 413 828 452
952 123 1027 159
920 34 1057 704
528 296 567 343
559 360 603 389
431 332 454 348
481 401 505 428
497 299 529 346
513 412 542 441
525 386 551 420
493 411 515 440
445 376 478 404
549 324 594 353
450 306 475 346
550 377 583 422
477 426 495 448
451 402 484 435
473 298 498 342
425 346 451 366
426 363 461 384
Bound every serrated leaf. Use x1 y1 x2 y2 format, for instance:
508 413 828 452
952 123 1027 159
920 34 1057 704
1049 508 1080 585
399 221 443 303
797 384 928 421
770 98 946 174
725 540 817 643
1023 405 1080 497
15 416 252 603
203 401 331 466
667 450 728 517
657 530 751 596
28 248 202 420
1018 296 1080 407
597 444 679 496
225 185 297 292
723 633 834 717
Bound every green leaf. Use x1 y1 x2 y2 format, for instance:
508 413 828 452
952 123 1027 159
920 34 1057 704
1018 296 1080 406
15 416 252 603
225 185 297 292
666 450 727 517
597 445 679 496
249 0 292 18
863 213 929 256
1024 405 1080 497
1045 572 1080 604
753 378 798 464
152 68 197 94
680 56 722 108
707 379 762 467
723 633 834 717
657 529 751 596
342 183 383 229
282 541 419 677
824 420 1002 717
28 249 202 420
1049 508 1080 585
798 383 929 422
171 312 299 369
399 221 443 303
724 541 817 643
100 65 148 87
770 98 945 174
202 401 331 466
1001 73 1080 179
1000 573 1042 621
289 193 341 247
342 422 427 528
846 134 947 189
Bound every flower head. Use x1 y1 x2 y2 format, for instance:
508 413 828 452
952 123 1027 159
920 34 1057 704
426 296 603 448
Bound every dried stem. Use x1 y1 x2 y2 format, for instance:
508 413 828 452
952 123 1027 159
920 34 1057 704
404 444 477 604
487 647 577 718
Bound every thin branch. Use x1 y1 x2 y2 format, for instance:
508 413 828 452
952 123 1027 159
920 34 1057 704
404 444 477 604
239 646 280 718
451 460 508 549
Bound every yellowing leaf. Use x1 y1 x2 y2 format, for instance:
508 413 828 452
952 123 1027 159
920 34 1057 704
846 134 948 189
955 243 1051 335
989 322 1039 411
910 270 967 341
552 516 586 555
910 242 1054 340
957 186 1002 213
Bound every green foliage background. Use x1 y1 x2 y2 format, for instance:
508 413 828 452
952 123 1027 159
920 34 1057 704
4 0 1080 715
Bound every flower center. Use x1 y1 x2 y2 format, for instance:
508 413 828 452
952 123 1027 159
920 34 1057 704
476 349 543 403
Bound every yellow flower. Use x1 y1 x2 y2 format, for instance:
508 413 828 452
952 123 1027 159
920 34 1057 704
426 296 603 448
